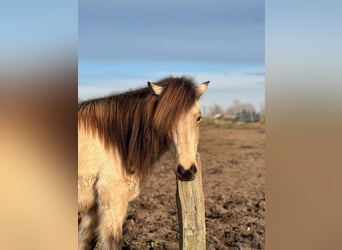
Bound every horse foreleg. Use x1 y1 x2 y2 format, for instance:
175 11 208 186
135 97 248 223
95 180 129 250
78 207 97 250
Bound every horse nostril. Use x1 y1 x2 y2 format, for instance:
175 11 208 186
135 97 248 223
177 164 197 181
190 164 197 174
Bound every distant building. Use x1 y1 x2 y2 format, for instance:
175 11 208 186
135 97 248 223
235 110 260 122
211 111 260 122
213 113 224 119
223 114 235 121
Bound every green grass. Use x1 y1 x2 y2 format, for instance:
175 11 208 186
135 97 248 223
200 118 264 128
149 240 158 249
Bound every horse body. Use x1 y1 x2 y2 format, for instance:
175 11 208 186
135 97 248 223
78 77 208 249
78 126 140 249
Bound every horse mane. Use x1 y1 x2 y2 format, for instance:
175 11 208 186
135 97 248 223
78 77 198 180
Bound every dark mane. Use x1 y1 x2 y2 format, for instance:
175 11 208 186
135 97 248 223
78 77 198 180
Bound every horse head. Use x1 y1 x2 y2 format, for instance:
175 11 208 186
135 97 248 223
148 80 209 181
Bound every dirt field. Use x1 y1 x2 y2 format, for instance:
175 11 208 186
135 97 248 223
122 123 265 250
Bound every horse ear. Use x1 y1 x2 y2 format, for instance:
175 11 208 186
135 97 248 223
147 81 164 96
196 81 210 99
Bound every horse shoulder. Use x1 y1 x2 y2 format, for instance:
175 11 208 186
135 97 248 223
78 127 122 210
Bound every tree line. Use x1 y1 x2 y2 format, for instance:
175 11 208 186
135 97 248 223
202 100 265 123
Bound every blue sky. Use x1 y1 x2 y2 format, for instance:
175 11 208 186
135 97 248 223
79 0 264 112
1 0 76 70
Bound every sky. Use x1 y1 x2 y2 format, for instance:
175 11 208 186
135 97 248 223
1 0 77 71
78 0 265 113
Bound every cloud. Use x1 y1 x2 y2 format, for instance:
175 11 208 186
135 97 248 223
79 0 264 63
78 78 146 101
191 71 265 89
78 69 265 111
244 72 265 76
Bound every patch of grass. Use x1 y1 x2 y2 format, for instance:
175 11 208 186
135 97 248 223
200 118 233 127
248 216 258 223
122 240 131 250
149 240 158 249
200 118 264 129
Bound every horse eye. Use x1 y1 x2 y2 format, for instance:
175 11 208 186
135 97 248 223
197 116 202 123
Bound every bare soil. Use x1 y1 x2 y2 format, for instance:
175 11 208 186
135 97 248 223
122 124 265 250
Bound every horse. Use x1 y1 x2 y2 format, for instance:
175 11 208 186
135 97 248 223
78 77 209 249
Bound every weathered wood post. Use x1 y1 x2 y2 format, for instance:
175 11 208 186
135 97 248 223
176 153 206 249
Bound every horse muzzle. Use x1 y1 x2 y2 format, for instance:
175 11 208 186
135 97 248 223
176 164 197 181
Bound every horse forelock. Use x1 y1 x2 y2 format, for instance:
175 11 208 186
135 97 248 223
78 77 198 181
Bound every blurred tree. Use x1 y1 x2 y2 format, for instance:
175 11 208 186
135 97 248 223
259 102 265 123
209 104 223 116
226 99 256 114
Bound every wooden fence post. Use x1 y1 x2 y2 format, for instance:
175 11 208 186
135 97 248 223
176 153 206 249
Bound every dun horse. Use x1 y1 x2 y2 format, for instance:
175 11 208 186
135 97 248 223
78 77 209 249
